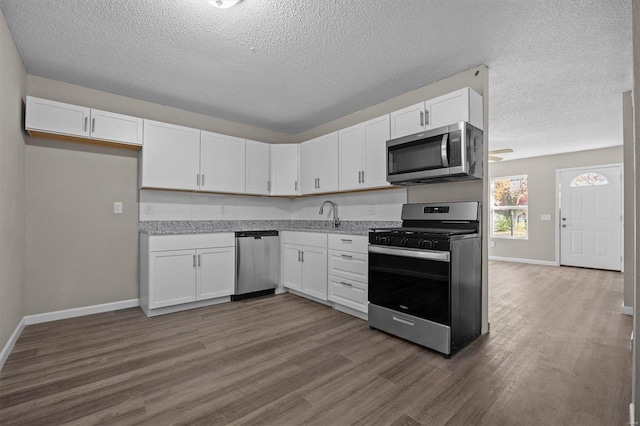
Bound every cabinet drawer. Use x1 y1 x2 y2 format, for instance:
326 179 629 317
328 234 368 253
328 250 367 283
281 231 327 248
148 233 235 251
328 276 367 313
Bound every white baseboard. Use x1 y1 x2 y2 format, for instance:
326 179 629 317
24 299 139 325
0 317 26 370
489 256 557 266
622 304 634 316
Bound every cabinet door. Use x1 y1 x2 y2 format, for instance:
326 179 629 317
425 88 469 130
90 109 143 146
302 246 328 301
316 132 339 192
149 249 197 309
142 120 201 190
270 144 299 195
338 124 365 191
25 96 90 138
390 102 425 139
196 247 235 300
282 244 303 291
245 140 270 195
200 131 246 193
363 114 391 189
299 140 318 194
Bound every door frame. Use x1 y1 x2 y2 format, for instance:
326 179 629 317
555 163 623 269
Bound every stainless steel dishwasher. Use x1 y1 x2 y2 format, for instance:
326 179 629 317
233 230 279 301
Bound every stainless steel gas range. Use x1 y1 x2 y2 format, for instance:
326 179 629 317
368 201 481 358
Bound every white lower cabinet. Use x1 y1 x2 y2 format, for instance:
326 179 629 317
140 233 235 316
327 234 369 315
281 232 328 301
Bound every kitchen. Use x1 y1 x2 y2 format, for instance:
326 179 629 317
0 1 635 425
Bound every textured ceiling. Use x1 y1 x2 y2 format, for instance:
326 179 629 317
0 0 632 160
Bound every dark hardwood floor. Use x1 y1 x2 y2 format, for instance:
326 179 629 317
0 261 632 425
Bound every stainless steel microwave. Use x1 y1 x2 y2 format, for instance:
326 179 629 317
386 122 483 185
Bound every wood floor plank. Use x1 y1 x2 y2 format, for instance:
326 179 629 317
0 263 632 425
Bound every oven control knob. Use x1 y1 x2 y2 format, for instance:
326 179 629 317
430 240 438 249
420 239 432 249
379 236 389 245
401 238 409 246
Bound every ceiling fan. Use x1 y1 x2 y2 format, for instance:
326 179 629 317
488 148 513 162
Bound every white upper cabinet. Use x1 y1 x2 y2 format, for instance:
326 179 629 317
141 120 201 190
26 96 91 138
26 96 143 148
390 102 425 139
389 87 484 139
363 114 391 188
425 87 483 131
338 124 365 191
270 144 299 196
245 140 271 195
339 114 391 191
89 109 143 146
300 132 339 195
200 131 246 194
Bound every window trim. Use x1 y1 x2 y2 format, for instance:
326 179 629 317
490 174 529 240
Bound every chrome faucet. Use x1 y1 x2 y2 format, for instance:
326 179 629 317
319 200 340 229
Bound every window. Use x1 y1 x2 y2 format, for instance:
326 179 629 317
570 173 609 187
491 175 528 239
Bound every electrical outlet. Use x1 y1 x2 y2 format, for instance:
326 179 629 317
145 204 153 214
368 205 376 215
221 206 227 215
490 241 496 248
114 202 123 214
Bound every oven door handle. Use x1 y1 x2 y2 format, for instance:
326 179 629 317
368 245 450 262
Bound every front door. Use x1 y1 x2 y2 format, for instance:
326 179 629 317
559 165 622 271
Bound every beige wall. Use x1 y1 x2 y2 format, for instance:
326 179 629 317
623 91 634 311
633 0 639 418
23 77 290 316
292 65 490 333
488 147 623 263
0 10 26 351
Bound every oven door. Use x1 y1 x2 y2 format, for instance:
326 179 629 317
368 245 451 326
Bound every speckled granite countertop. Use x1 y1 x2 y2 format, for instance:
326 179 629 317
139 220 402 236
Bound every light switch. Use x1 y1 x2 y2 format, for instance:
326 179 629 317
221 206 227 215
541 214 552 221
145 204 153 214
114 202 123 214
368 205 376 215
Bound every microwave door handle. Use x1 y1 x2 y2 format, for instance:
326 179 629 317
440 134 449 168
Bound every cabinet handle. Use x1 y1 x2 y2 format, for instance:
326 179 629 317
420 111 424 127
340 239 352 243
317 178 320 189
201 174 205 186
197 174 200 186
197 254 201 267
358 171 361 183
301 251 304 262
193 254 196 268
267 180 271 192
84 117 88 132
295 180 298 192
341 254 353 259
91 118 95 133
425 110 429 126
340 281 352 287
298 250 301 262
361 170 364 183
393 316 415 327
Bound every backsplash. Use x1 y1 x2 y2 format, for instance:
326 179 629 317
139 188 406 221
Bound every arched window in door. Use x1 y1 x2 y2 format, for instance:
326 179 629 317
570 173 609 187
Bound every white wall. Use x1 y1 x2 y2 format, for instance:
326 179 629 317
292 189 406 221
139 188 407 222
